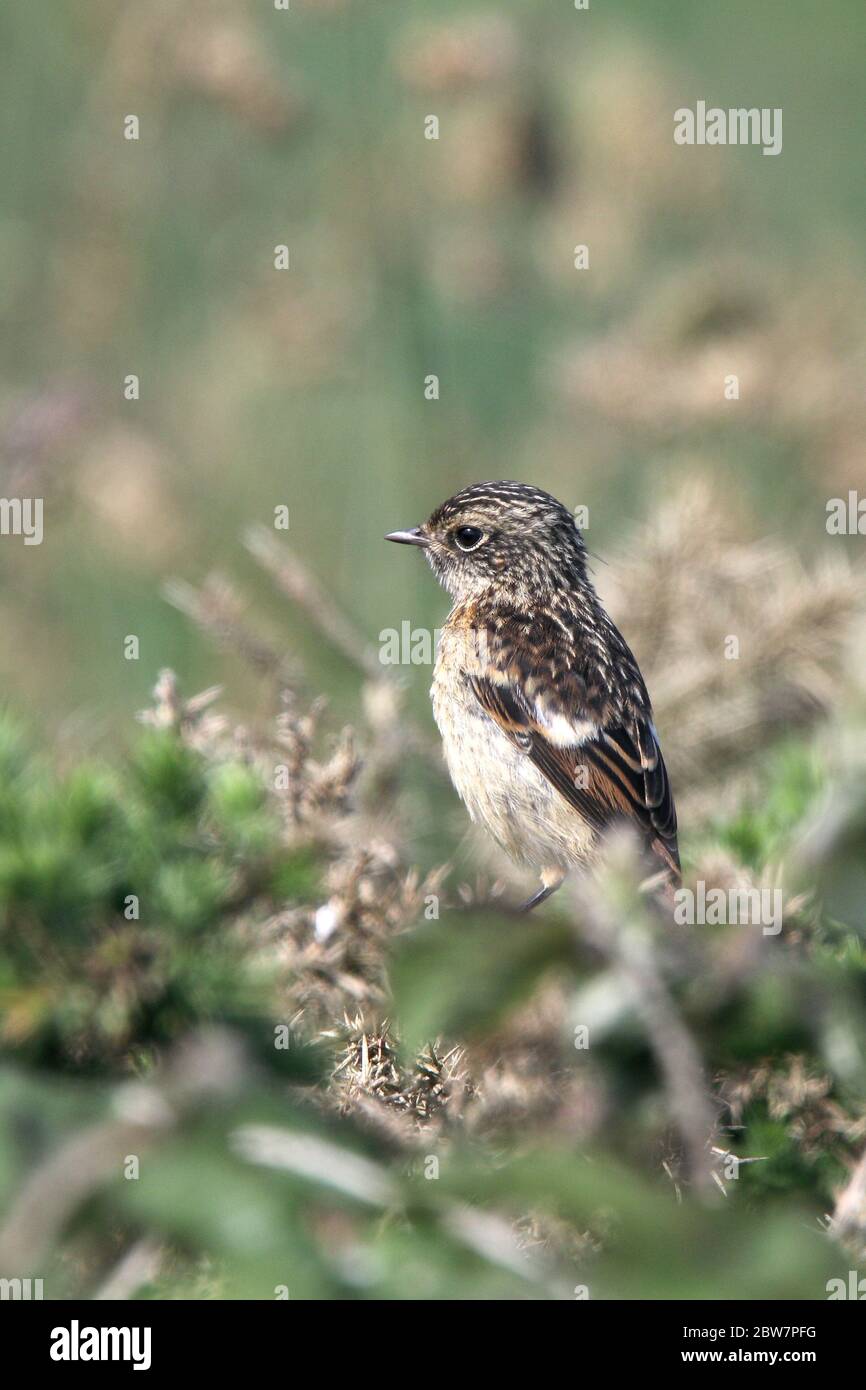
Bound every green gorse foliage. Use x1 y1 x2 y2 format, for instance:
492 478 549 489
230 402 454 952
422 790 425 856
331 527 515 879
0 701 864 1299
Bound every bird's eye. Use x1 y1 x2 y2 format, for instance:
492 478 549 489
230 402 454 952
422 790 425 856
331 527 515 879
454 525 485 552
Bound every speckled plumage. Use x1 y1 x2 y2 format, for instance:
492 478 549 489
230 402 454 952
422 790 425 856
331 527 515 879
386 482 679 906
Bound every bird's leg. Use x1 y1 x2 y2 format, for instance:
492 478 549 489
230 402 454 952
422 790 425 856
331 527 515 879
518 883 558 912
518 868 565 913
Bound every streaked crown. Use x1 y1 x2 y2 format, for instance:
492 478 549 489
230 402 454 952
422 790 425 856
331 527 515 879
419 481 589 600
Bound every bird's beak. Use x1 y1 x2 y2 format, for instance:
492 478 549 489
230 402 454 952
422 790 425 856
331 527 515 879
385 527 430 548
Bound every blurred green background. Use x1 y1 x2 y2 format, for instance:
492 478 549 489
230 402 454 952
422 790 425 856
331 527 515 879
0 0 864 740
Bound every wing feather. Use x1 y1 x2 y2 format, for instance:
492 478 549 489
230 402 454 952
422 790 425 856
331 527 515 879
468 667 679 878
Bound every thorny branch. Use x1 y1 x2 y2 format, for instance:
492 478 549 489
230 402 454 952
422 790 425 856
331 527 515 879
571 838 719 1196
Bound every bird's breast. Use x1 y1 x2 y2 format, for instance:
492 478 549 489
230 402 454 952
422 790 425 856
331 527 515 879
430 633 595 871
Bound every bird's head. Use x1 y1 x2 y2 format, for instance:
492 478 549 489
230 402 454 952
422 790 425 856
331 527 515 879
386 481 589 602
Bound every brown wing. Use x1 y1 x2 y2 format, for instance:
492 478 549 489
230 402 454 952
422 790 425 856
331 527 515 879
468 672 680 880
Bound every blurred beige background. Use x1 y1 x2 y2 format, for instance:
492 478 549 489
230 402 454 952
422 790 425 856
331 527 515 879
0 0 863 744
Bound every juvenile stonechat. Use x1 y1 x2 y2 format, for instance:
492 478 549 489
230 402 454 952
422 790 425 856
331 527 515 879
386 482 679 910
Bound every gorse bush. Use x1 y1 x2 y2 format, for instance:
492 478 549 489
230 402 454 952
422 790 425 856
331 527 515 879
0 635 864 1297
0 487 863 1300
0 721 310 1074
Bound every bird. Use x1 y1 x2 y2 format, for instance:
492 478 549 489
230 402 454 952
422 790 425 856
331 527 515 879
385 481 679 911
